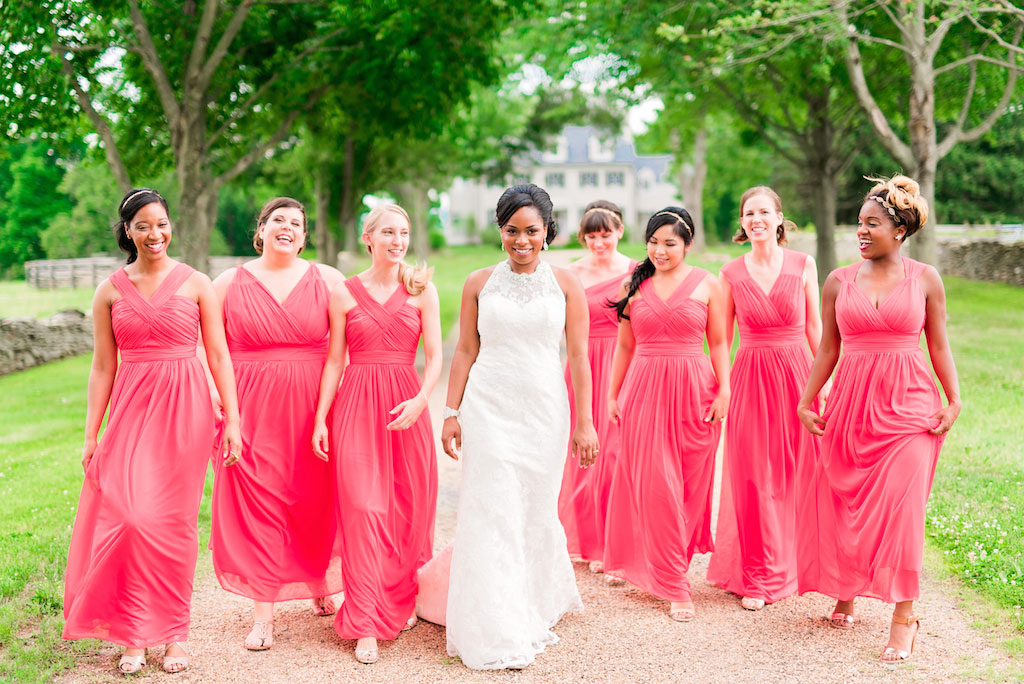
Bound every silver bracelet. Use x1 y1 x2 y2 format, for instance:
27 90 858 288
442 406 461 420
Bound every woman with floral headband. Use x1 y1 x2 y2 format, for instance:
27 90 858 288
603 207 730 623
796 176 961 663
557 200 637 577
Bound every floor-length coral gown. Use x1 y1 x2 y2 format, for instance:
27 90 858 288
707 249 820 603
211 264 342 601
798 257 944 603
63 263 216 647
558 265 635 563
603 267 721 602
329 277 436 640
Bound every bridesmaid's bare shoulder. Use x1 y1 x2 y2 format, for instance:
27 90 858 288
314 263 346 291
93 276 119 309
917 262 944 297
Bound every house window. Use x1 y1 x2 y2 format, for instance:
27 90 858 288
580 171 598 187
545 172 565 188
513 173 531 186
606 171 625 186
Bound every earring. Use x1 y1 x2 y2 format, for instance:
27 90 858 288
895 234 903 240
542 241 549 251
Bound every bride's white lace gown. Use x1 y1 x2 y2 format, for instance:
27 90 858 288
446 260 583 670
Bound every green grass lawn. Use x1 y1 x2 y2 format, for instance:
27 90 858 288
0 246 1021 679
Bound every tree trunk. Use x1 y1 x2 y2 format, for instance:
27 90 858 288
809 170 838 285
673 120 708 250
397 180 432 260
340 130 358 253
313 163 336 267
910 157 939 265
177 180 217 274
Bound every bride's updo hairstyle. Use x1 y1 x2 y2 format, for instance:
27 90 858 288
864 175 929 239
495 184 559 245
609 206 694 321
362 203 433 296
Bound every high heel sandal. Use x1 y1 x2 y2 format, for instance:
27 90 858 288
354 638 378 664
244 620 274 650
118 651 146 674
829 611 855 629
741 597 765 611
880 615 920 663
401 614 418 632
162 643 190 673
312 595 336 616
669 602 695 622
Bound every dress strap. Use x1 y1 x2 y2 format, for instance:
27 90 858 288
782 249 807 276
675 266 708 301
903 256 927 280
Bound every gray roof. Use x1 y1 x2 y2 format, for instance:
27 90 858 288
526 125 673 182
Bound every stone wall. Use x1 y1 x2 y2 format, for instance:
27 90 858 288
0 310 93 376
939 240 1024 287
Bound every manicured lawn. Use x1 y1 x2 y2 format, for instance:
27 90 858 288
0 248 1021 679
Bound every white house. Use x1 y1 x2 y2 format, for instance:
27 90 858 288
446 125 679 244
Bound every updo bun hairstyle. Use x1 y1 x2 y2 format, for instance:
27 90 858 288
495 184 558 246
609 206 695 321
113 188 169 264
732 186 795 247
864 175 929 239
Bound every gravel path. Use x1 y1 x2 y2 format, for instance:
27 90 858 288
59 252 1017 682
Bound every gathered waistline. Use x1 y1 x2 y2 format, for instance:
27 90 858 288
120 346 195 362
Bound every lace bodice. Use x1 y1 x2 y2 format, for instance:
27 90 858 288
475 260 565 365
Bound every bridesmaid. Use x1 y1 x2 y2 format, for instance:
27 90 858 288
796 176 961 663
64 188 241 674
706 187 823 611
603 207 730 621
558 200 636 574
311 204 442 664
210 197 345 650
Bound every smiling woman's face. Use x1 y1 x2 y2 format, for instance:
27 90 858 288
500 206 546 269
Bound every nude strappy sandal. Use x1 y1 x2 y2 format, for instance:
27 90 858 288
118 651 146 673
880 615 920 663
162 642 190 673
244 620 274 650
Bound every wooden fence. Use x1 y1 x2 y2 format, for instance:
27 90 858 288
23 256 250 289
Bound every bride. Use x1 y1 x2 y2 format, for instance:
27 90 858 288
440 184 599 669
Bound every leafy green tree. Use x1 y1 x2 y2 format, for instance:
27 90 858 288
40 161 117 260
0 142 71 276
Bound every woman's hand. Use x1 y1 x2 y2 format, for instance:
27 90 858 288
704 391 729 424
573 423 600 468
929 399 961 436
387 393 427 431
311 420 330 462
221 420 243 466
441 417 462 461
797 403 826 436
608 397 621 424
81 438 98 473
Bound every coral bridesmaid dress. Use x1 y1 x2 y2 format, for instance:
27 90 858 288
798 257 944 603
603 268 721 602
329 277 437 640
64 263 216 647
211 264 342 601
707 250 820 603
558 265 635 564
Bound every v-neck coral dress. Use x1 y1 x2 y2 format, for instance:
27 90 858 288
558 264 636 564
707 250 820 603
210 264 343 602
64 263 217 647
329 277 437 640
602 268 722 603
798 257 944 603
